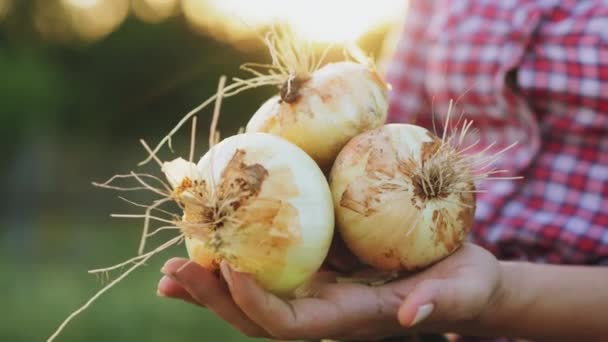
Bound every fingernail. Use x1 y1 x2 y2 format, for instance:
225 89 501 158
160 258 189 276
157 275 173 293
160 267 178 280
411 303 434 326
162 261 191 281
156 276 170 297
219 261 233 288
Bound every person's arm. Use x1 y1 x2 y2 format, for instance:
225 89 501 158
480 262 608 341
395 259 608 341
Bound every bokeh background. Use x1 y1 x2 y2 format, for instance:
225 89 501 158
0 0 407 341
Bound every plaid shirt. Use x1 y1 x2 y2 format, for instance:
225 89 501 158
386 0 608 266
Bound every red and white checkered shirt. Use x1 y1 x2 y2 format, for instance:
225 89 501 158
386 0 608 265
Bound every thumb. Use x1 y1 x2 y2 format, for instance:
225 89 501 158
397 278 474 327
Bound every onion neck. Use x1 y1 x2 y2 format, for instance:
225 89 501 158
411 164 453 201
410 139 476 202
280 75 309 103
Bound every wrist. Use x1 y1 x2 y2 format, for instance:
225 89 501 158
479 261 535 336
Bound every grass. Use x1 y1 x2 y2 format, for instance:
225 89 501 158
0 215 448 342
0 221 262 342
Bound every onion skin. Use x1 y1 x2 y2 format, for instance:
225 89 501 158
163 133 334 294
246 61 388 171
329 124 475 271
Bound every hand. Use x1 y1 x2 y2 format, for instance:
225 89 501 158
157 243 504 340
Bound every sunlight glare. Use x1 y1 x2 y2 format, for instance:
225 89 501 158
286 0 405 43
62 0 129 41
63 0 99 10
0 0 12 22
132 0 178 23
183 0 407 43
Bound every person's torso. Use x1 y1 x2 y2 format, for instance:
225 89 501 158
386 0 608 265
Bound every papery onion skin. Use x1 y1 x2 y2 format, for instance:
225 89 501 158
246 61 388 171
329 124 475 271
163 133 334 294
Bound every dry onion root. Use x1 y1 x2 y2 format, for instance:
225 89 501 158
47 77 334 342
329 102 518 273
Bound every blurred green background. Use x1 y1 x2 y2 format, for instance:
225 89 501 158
0 0 404 341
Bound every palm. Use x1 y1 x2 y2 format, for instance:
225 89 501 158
158 243 502 341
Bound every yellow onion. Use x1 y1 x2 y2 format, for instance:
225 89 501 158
329 124 478 271
246 61 388 171
162 133 334 294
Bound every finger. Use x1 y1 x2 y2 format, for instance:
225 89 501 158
161 258 268 338
397 278 472 327
221 262 345 340
157 275 198 305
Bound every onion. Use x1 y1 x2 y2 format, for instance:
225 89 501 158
163 133 334 294
329 117 515 272
137 26 388 171
246 61 388 171
48 78 335 342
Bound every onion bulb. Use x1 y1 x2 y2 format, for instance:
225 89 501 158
49 74 342 341
246 61 388 171
330 121 508 271
163 133 334 294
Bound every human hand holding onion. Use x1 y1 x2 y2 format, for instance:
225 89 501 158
155 113 514 341
48 26 516 342
157 242 503 341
